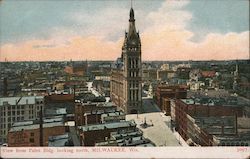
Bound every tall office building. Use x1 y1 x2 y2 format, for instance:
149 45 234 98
0 96 44 143
111 7 142 114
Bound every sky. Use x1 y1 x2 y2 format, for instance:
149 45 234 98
0 0 249 61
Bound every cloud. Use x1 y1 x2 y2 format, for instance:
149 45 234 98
0 36 123 61
0 0 249 61
140 0 249 60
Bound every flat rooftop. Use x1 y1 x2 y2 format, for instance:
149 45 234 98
78 120 136 132
9 122 64 132
101 111 125 118
181 97 240 106
48 133 69 147
9 116 65 132
0 96 44 106
77 101 116 107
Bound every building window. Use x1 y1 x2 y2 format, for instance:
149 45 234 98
30 132 34 137
30 138 34 143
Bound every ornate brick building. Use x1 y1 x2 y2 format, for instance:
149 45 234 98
110 7 142 114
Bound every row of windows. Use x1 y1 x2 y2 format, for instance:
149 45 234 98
0 130 7 135
129 82 139 89
1 110 25 116
1 106 42 116
2 104 43 110
0 116 25 124
128 47 139 51
130 71 139 77
129 90 139 101
128 58 139 69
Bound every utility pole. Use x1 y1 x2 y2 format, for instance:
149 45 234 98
39 109 43 146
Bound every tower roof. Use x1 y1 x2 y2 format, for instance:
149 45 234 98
129 8 135 22
124 7 140 47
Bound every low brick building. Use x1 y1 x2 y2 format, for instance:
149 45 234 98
75 102 117 127
155 85 187 112
8 117 67 146
162 97 171 115
173 98 244 146
78 120 137 146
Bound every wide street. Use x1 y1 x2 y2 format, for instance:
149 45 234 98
126 96 181 146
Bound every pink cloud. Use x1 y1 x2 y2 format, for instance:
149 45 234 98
141 29 249 61
0 0 249 61
0 36 123 61
1 29 248 62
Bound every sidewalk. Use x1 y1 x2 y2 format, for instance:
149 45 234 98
172 130 189 147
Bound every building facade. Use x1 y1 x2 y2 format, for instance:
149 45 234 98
77 120 137 146
172 98 246 146
75 101 117 127
110 7 142 114
0 96 44 143
8 117 67 146
155 85 187 112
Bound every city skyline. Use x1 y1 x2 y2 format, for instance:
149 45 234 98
0 0 249 61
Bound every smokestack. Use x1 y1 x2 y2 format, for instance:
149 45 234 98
39 109 43 146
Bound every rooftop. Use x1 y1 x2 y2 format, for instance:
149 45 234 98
194 116 236 135
101 111 125 118
95 129 155 147
9 116 65 132
0 96 44 106
181 97 240 106
77 101 116 108
9 121 64 132
48 133 70 147
78 120 136 132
